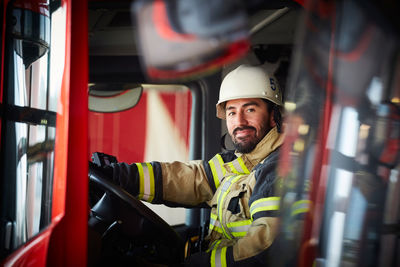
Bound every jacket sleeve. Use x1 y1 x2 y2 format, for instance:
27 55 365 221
110 160 216 206
160 160 215 206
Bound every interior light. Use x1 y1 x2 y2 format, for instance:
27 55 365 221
391 97 400 103
284 102 296 111
298 124 309 135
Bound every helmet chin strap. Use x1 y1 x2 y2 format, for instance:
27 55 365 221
220 133 228 151
273 105 282 133
220 133 235 152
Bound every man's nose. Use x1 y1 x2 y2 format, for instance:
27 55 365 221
235 111 248 125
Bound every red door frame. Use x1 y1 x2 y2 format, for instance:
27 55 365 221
47 0 89 265
1 0 89 266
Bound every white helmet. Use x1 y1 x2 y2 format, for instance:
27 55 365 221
216 64 283 119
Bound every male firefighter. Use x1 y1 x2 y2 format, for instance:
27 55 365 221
107 64 284 266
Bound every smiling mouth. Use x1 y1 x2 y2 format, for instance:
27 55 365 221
233 127 256 139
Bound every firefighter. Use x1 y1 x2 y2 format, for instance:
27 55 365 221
107 64 284 266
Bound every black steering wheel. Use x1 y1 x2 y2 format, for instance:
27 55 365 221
88 163 184 265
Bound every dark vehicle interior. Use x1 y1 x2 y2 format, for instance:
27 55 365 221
87 0 302 266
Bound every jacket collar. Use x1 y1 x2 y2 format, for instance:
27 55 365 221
234 126 284 170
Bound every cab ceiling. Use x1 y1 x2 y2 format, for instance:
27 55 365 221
88 1 301 56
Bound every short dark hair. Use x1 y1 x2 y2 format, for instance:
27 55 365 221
263 99 282 133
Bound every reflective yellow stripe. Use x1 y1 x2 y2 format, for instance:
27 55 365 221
136 163 144 200
135 163 155 203
209 213 223 234
250 197 280 211
216 155 226 174
211 245 227 267
208 155 226 189
211 247 217 266
220 247 227 267
226 219 252 227
209 160 220 189
251 205 280 214
227 220 252 237
236 157 250 174
291 200 311 217
226 162 236 173
145 163 155 203
217 175 243 239
217 176 237 239
210 224 224 234
226 157 250 174
250 197 280 218
231 231 247 238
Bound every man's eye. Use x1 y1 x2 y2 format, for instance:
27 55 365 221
227 111 235 116
246 108 255 113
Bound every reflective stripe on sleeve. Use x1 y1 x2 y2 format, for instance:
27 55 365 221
226 220 252 238
291 200 311 217
211 245 227 267
208 154 226 189
135 163 155 203
250 197 280 219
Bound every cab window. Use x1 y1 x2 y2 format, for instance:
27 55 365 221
88 84 192 225
0 1 64 257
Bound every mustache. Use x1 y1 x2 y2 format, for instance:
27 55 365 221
233 126 256 135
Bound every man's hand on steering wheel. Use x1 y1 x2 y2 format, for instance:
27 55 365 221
88 157 185 266
89 161 114 180
90 151 117 181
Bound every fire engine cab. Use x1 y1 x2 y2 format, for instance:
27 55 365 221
0 0 399 266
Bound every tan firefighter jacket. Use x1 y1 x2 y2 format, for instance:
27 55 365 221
110 126 284 266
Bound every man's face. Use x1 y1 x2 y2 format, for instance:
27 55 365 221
225 98 275 153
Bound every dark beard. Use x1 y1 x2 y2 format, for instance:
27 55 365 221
232 125 271 153
233 138 258 153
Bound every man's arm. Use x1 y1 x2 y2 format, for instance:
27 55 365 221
110 160 215 206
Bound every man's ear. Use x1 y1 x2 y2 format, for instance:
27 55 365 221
269 109 277 127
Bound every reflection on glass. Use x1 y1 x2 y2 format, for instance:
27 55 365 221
337 107 359 158
27 162 43 237
14 123 28 248
342 187 367 263
30 54 49 109
49 7 66 112
326 211 345 267
0 1 62 256
13 49 28 106
274 1 400 267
